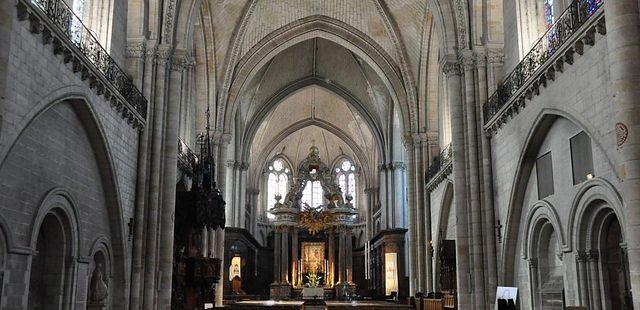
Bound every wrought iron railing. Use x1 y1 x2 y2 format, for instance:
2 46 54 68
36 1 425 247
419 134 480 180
425 144 452 183
483 0 603 124
178 139 197 177
28 0 147 119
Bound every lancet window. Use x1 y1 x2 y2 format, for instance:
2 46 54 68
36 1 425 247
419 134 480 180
335 159 356 206
266 158 289 219
301 180 323 208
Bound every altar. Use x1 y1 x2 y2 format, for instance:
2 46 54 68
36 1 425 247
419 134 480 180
269 147 358 300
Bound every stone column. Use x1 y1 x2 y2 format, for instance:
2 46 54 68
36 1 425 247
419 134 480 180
291 227 299 286
347 228 353 283
423 137 435 293
238 162 249 228
201 226 209 257
477 49 499 306
338 227 346 283
405 137 419 295
528 258 539 309
328 228 335 286
273 227 281 284
460 50 486 308
587 250 602 310
413 136 426 293
127 40 151 310
142 45 169 310
605 1 640 308
208 227 216 258
442 56 472 308
157 51 187 308
281 226 290 284
392 162 406 229
577 251 590 308
215 227 225 307
364 188 372 239
378 166 388 229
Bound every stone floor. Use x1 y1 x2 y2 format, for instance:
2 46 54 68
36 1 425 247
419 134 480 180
228 300 412 309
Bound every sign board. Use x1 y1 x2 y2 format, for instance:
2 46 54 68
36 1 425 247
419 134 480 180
495 286 518 310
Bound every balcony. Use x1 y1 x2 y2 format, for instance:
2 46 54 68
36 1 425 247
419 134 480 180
425 144 452 192
17 0 147 128
483 0 605 133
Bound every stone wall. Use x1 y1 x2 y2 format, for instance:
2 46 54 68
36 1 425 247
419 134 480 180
490 28 618 308
0 1 139 308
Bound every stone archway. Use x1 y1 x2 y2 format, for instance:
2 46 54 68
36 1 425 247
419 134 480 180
28 210 75 310
575 202 632 310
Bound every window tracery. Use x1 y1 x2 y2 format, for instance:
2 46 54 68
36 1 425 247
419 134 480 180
301 180 323 208
335 159 357 206
266 158 289 219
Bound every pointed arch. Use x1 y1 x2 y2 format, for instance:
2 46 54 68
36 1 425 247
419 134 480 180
220 15 415 134
500 109 619 284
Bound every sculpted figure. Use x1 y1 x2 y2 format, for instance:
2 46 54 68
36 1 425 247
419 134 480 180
90 262 108 303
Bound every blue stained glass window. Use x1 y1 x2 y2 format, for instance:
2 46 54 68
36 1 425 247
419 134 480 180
544 0 554 27
584 0 603 15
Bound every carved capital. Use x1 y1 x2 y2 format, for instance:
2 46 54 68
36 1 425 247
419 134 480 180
458 50 476 71
240 162 250 171
441 59 461 77
487 48 505 65
474 50 487 68
155 45 172 65
576 250 589 262
391 162 406 171
125 41 146 59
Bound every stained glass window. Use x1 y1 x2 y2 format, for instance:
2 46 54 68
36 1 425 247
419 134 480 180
544 0 554 27
301 180 323 208
585 0 603 15
335 159 357 206
266 159 289 219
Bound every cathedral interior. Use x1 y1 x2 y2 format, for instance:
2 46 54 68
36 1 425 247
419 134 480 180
0 0 639 309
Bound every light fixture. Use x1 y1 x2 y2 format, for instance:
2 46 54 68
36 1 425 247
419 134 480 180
587 173 594 179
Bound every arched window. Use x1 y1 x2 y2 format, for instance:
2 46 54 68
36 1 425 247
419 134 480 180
266 159 289 219
335 159 357 206
301 180 323 208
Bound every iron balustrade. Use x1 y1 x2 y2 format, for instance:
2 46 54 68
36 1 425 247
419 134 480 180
483 0 603 125
425 144 452 183
28 0 147 119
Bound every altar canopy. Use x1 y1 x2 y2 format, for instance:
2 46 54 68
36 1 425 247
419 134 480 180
269 147 358 299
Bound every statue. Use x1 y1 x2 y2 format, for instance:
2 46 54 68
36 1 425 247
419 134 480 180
90 262 108 305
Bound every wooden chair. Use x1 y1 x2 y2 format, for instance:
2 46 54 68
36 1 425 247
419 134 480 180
424 298 444 310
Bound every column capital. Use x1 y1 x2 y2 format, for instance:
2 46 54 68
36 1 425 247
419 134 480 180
458 49 476 71
487 48 505 65
378 163 388 171
240 162 250 170
474 49 487 68
576 250 589 262
440 54 461 77
364 187 379 194
125 40 146 59
155 44 173 65
391 161 406 171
